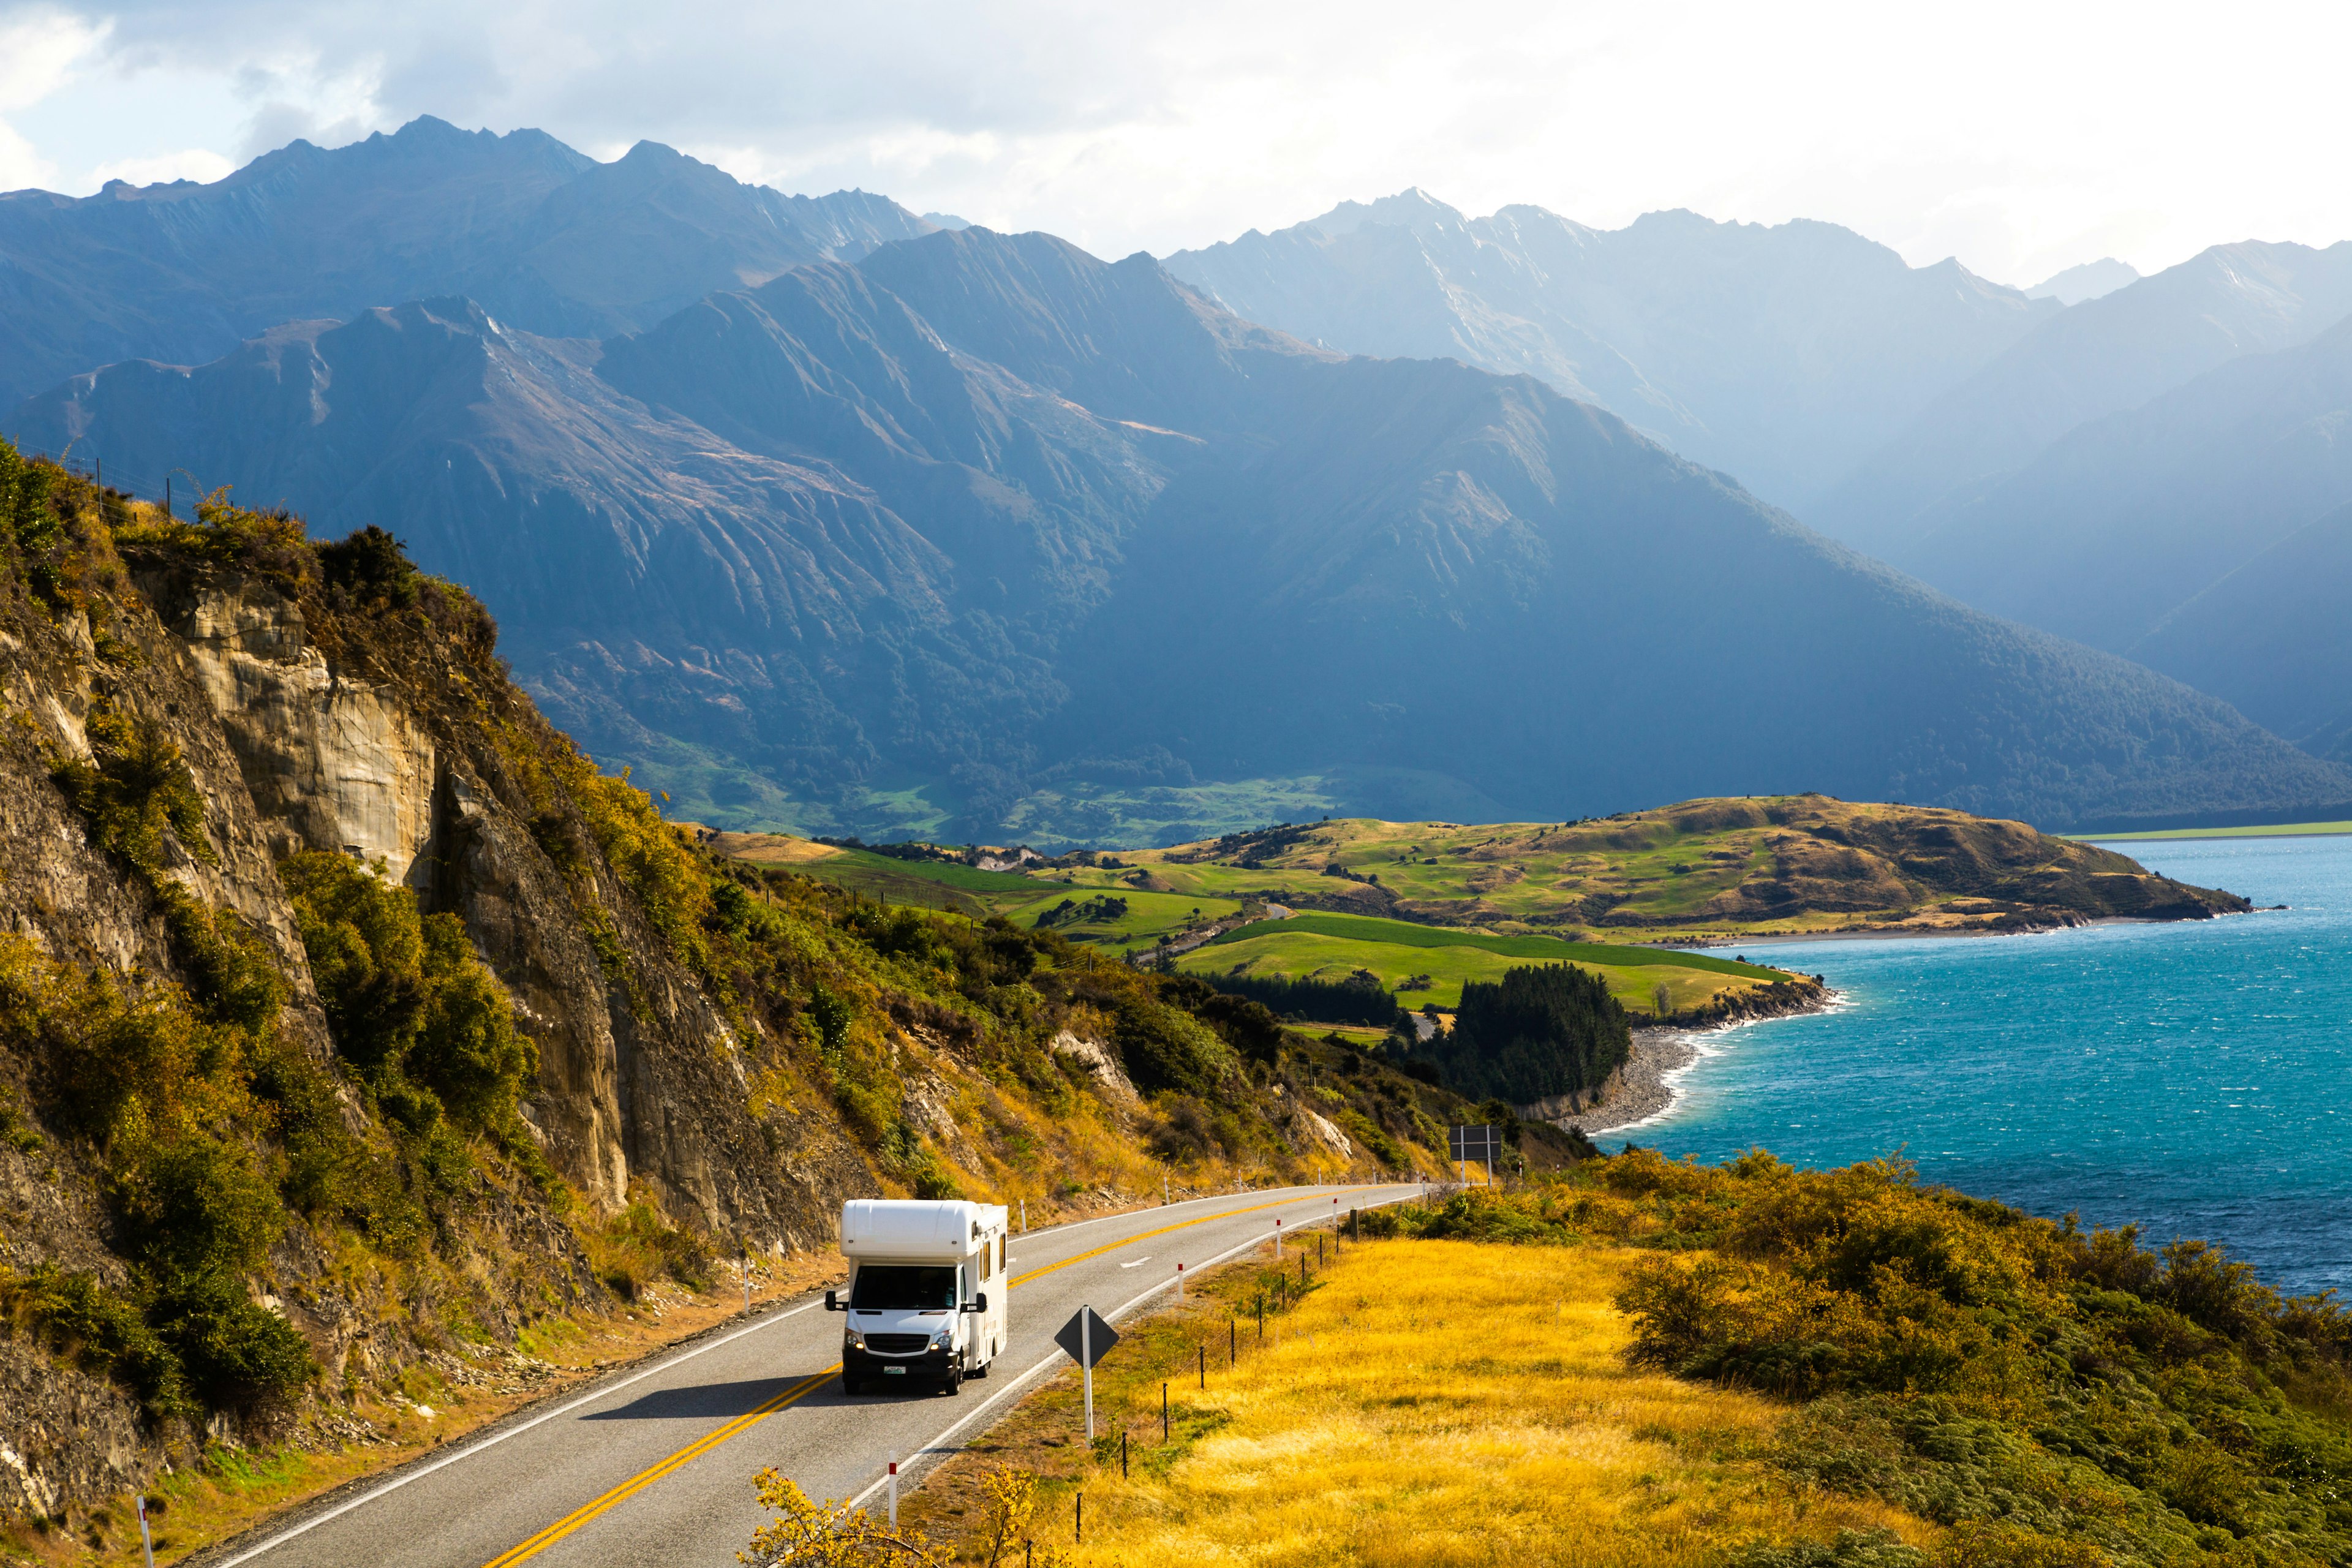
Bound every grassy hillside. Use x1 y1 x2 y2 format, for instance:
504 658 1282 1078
1108 795 2250 939
715 796 2244 1028
1185 912 1784 1016
895 1155 2352 1568
713 834 1791 1025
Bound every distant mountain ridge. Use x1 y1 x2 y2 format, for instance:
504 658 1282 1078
17 224 2348 842
1885 314 2352 757
1161 190 2059 514
1819 238 2352 554
0 115 937 405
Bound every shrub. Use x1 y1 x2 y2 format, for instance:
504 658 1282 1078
1 1264 190 1419
1112 996 1236 1097
51 703 214 876
281 851 537 1136
317 524 417 608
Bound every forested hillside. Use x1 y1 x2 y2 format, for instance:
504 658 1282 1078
0 446 1507 1532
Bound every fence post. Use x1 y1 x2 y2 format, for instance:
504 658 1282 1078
1199 1342 1205 1388
1163 1381 1169 1443
1122 1430 1129 1479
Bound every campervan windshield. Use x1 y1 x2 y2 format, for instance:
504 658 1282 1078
850 1265 957 1311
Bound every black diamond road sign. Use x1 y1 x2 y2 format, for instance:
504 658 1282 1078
1055 1306 1118 1368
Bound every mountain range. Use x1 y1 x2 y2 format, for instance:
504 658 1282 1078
0 115 935 407
1882 314 2352 758
9 121 2352 842
1161 190 2060 516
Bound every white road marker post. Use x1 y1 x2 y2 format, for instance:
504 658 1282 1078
1176 1261 1185 1301
889 1452 899 1528
1082 1312 1095 1442
137 1496 155 1568
1020 1198 1027 1233
1275 1218 1283 1259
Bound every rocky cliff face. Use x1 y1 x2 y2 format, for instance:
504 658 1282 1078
0 469 902 1518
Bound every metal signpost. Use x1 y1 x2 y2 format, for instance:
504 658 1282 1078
1449 1124 1502 1186
1056 1305 1120 1440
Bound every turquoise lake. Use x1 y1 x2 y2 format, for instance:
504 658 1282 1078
1646 834 2352 1297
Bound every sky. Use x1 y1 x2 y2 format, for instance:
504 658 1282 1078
2 0 2347 287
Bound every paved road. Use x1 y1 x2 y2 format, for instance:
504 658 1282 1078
203 1183 1419 1568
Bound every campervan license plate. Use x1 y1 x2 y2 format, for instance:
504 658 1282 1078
883 1365 907 1375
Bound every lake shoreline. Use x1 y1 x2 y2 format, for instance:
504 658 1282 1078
1657 908 2275 950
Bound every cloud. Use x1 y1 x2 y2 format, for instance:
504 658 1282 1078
0 5 107 187
8 0 2351 282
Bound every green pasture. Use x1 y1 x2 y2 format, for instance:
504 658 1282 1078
771 846 1049 914
1001 887 1245 956
1210 912 1784 979
1179 927 1759 1016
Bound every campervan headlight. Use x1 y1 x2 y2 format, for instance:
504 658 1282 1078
932 1326 954 1350
845 1329 865 1350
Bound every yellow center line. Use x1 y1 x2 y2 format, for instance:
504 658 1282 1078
478 1186 1380 1566
479 1370 835 1567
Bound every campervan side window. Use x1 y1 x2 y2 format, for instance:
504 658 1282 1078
998 1234 1006 1273
980 1243 992 1283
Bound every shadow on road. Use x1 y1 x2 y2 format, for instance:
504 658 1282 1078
582 1376 809 1421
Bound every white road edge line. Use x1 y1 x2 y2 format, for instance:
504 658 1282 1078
845 1186 1420 1513
205 1185 1348 1566
207 1297 834 1567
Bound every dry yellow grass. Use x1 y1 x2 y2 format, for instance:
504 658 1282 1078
1050 1239 1932 1567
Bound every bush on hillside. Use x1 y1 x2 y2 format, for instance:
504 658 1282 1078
281 851 538 1137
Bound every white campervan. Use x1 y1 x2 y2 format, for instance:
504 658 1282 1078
826 1199 1010 1395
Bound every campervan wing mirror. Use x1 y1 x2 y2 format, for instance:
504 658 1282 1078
824 1289 840 1311
962 1294 987 1314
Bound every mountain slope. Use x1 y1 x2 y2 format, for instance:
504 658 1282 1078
2132 502 2352 758
0 115 935 405
1162 192 2056 514
15 229 2349 840
1819 239 2352 552
1042 350 2351 832
1889 315 2352 747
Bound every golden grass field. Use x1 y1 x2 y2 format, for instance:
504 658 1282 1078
896 1235 1932 1567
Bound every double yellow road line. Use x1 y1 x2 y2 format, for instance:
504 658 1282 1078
479 1368 837 1567
480 1188 1374 1565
